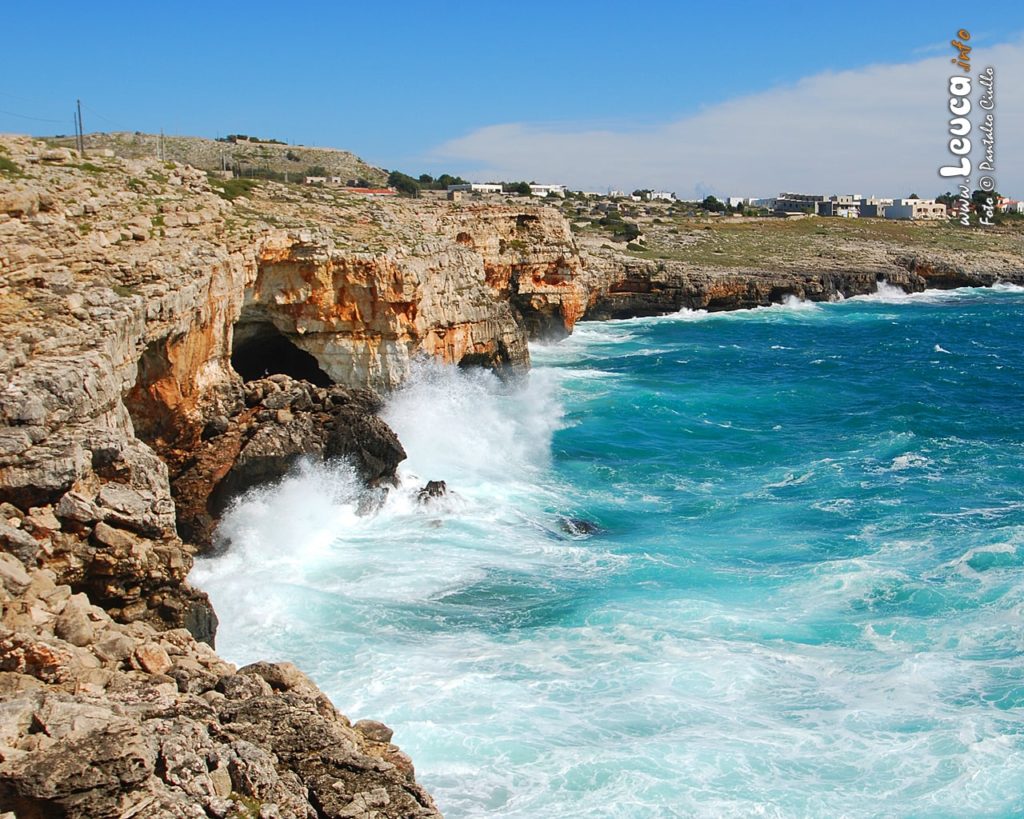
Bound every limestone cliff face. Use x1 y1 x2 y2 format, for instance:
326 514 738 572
244 231 529 390
580 250 1024 319
242 205 588 390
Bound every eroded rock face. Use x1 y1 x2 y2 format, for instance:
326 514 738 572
580 249 1024 320
240 204 589 390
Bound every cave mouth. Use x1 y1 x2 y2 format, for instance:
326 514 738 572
231 321 333 386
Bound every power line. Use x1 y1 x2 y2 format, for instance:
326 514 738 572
79 101 127 132
0 107 65 124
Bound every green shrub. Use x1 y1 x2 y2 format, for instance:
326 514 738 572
208 176 260 201
0 155 22 177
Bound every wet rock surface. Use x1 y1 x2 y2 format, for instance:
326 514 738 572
171 376 405 551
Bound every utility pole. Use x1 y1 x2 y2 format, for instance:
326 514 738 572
76 100 85 157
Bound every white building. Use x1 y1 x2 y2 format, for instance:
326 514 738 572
529 183 567 198
885 198 947 220
647 191 676 202
997 197 1024 214
447 183 503 193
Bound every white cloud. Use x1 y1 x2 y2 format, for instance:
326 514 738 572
427 38 1024 199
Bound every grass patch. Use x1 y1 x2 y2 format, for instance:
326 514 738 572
111 284 137 297
634 216 1024 269
74 162 107 174
208 175 261 201
0 155 22 177
227 793 263 818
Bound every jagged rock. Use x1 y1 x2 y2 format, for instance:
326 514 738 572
135 643 173 675
353 719 394 744
324 411 406 485
417 480 447 503
0 521 39 565
0 554 31 594
560 517 603 536
54 594 94 647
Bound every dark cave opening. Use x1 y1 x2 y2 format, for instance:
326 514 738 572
231 321 333 386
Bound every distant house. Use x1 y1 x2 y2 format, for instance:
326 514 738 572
647 191 676 202
817 195 862 218
774 192 825 214
997 197 1024 214
304 176 327 185
885 198 946 220
529 183 567 198
858 197 893 218
447 183 503 194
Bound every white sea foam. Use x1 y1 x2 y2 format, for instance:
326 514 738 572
887 453 932 471
850 280 914 302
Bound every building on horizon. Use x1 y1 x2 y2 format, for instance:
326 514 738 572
884 198 946 220
447 182 503 194
529 183 567 198
997 196 1024 214
774 193 825 214
817 194 862 218
857 197 894 218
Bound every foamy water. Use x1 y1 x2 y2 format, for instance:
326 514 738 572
193 285 1024 817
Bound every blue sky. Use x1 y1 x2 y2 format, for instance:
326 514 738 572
3 2 1023 196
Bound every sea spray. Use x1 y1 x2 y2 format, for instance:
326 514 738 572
194 285 1024 817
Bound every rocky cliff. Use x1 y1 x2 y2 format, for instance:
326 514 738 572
0 135 590 817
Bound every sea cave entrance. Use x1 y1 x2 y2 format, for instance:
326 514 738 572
231 321 333 386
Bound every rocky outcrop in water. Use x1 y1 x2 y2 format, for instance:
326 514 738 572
172 375 405 551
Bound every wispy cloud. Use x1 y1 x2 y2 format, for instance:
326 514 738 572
427 38 1023 199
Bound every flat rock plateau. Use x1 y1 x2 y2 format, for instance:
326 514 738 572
1 133 1021 817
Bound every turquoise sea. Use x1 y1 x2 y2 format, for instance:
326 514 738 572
193 283 1024 817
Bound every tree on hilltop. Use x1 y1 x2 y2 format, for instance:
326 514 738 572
388 170 421 196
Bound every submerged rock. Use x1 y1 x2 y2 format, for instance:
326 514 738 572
559 516 604 536
417 480 448 503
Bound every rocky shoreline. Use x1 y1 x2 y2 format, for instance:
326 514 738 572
2 135 1023 817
